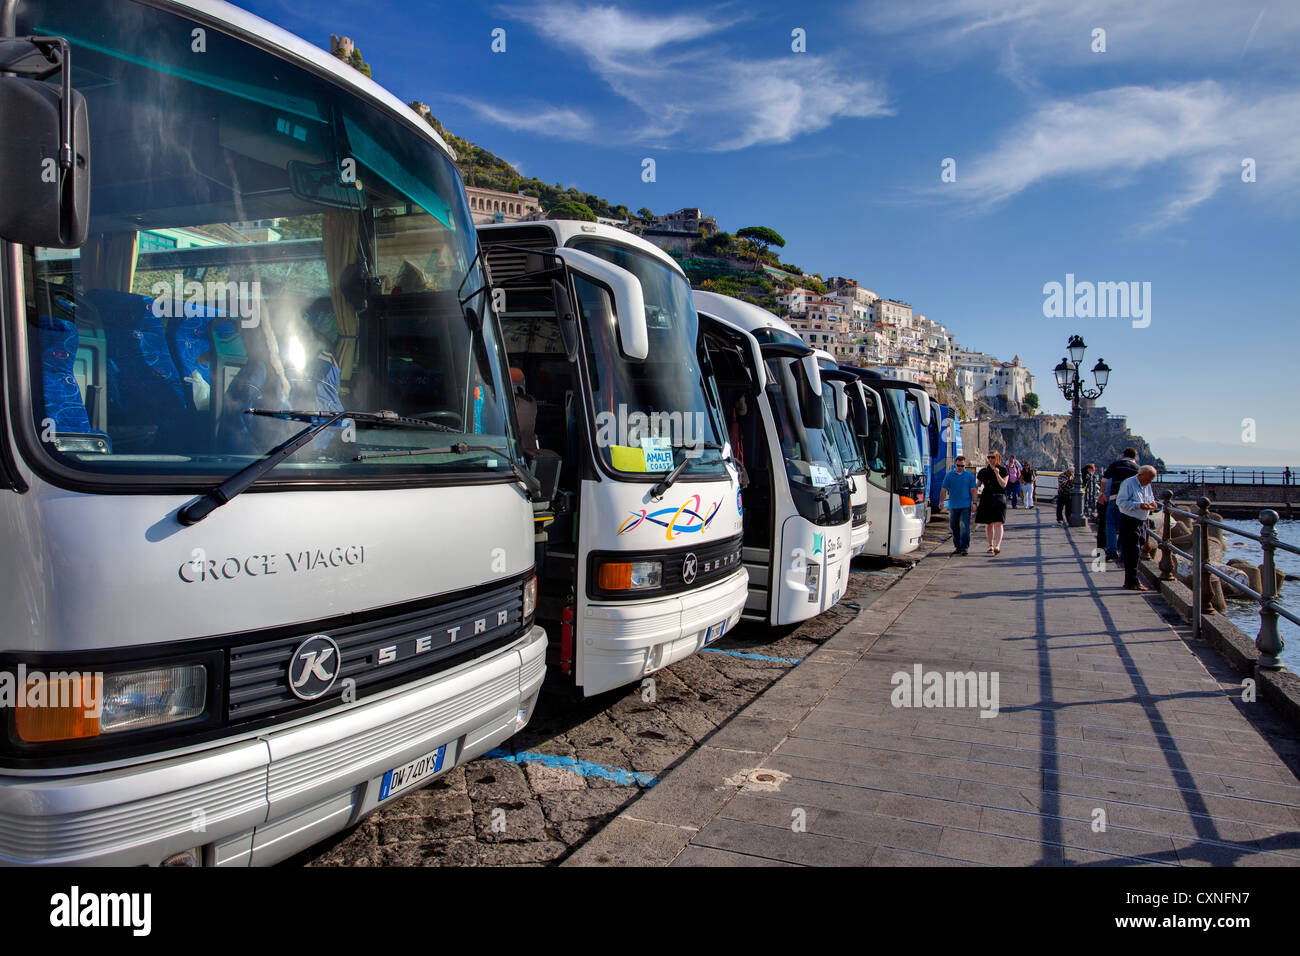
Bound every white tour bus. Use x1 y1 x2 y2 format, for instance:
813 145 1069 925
813 350 873 558
0 0 550 865
694 293 853 624
844 367 931 557
480 222 748 696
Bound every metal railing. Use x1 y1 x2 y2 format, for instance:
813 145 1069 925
1151 492 1297 669
1156 467 1298 486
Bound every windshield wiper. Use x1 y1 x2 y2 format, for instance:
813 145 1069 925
354 442 542 499
651 440 738 498
177 409 455 525
650 456 691 500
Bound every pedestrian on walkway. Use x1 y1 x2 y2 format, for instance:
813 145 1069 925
1021 460 1036 508
940 454 977 555
1095 482 1108 552
1056 467 1075 523
975 452 1009 555
1117 465 1160 591
1101 447 1140 563
1082 462 1099 515
1006 455 1021 509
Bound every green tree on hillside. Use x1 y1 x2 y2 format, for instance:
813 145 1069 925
636 207 654 222
548 201 598 222
736 225 786 271
1024 392 1040 414
334 43 371 78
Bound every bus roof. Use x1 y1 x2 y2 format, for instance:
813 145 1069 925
842 366 918 392
162 0 456 161
479 219 684 277
692 291 803 341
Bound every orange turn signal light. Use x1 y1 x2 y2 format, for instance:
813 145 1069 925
597 562 634 591
14 674 103 742
899 496 916 506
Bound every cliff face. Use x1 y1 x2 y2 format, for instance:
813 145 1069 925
962 406 1164 472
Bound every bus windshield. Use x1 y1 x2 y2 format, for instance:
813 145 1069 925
883 388 925 491
568 238 726 477
822 382 865 474
17 0 518 483
764 357 846 524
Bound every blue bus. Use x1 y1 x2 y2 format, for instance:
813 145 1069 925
927 405 964 513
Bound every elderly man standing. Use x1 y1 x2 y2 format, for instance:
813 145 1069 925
1117 465 1160 591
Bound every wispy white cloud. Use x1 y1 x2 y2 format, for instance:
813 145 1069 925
482 2 890 150
854 0 1300 66
942 81 1300 228
453 98 595 140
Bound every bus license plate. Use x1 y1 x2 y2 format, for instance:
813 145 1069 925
379 744 449 801
705 620 726 644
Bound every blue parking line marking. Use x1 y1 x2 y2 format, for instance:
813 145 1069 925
484 748 658 788
701 648 804 665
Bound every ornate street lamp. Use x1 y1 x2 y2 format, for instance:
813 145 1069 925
1053 336 1109 527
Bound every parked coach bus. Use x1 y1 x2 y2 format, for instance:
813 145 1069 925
813 350 872 558
927 404 963 514
842 368 930 557
0 0 549 865
694 292 853 625
480 222 748 696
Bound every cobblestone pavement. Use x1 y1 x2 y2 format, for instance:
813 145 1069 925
293 522 947 866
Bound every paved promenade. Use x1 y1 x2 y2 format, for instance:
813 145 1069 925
568 507 1300 866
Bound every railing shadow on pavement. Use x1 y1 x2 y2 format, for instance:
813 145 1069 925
1053 526 1300 864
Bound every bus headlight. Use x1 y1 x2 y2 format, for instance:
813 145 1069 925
523 575 537 620
14 663 208 742
597 560 663 591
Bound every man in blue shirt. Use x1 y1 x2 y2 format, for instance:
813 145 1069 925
940 455 978 555
1117 465 1159 590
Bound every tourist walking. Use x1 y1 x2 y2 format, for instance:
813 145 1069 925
1117 465 1160 591
939 454 977 555
1056 468 1075 523
975 452 1009 554
1006 455 1021 509
1082 463 1099 515
1021 460 1036 508
1101 447 1140 563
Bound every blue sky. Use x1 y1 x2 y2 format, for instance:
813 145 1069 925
240 0 1299 465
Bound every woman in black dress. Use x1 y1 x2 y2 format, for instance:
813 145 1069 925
976 451 1009 554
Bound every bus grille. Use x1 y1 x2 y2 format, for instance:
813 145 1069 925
227 577 527 723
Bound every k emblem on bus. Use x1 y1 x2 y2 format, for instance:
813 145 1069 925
288 635 342 700
682 553 698 585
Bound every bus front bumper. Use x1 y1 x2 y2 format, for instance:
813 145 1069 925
579 570 748 696
0 625 547 866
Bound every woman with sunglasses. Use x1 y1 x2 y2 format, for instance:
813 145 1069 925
975 451 1009 554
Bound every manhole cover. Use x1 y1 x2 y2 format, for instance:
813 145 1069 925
723 767 791 792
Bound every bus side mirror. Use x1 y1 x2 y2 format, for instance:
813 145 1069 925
833 382 849 423
796 363 824 431
801 353 822 396
555 247 648 360
0 39 90 249
552 279 580 362
908 387 931 427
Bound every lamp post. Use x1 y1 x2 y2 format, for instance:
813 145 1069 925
1053 335 1110 527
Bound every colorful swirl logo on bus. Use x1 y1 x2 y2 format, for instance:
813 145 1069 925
618 494 722 541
